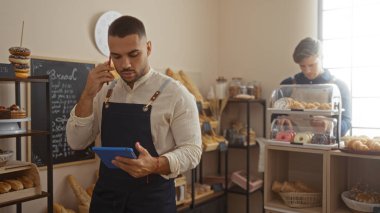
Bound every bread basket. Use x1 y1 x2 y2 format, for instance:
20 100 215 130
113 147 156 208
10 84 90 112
341 191 380 212
279 192 322 208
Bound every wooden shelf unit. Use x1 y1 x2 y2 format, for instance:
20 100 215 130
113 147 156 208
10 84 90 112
264 145 380 213
0 76 53 213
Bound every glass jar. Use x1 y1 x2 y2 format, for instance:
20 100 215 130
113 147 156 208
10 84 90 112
229 77 242 98
255 81 262 100
246 81 256 97
215 76 228 99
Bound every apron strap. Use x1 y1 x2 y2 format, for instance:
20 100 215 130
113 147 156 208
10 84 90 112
142 78 171 112
104 78 172 110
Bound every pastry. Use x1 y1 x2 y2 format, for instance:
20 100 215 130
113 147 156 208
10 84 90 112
290 100 305 110
8 55 30 64
9 47 31 56
4 179 24 191
311 134 330 145
0 181 12 193
13 63 30 73
294 132 314 144
318 103 331 110
347 140 369 151
273 97 293 109
281 181 297 192
16 176 34 188
294 181 315 193
275 131 295 142
271 181 282 193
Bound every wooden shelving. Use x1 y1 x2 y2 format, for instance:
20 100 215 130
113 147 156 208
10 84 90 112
264 145 380 213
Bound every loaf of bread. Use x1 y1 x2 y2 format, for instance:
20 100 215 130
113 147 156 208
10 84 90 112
16 175 34 188
0 181 11 193
67 175 91 207
272 180 316 193
4 179 24 191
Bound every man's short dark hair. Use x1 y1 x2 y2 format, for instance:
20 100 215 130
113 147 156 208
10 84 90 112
293 37 321 63
108 15 146 39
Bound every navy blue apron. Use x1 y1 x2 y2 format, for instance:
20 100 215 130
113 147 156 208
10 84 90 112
89 79 176 213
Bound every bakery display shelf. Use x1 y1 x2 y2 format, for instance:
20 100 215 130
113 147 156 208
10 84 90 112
203 142 228 153
0 191 48 208
0 160 32 174
228 185 262 195
266 139 341 150
0 75 49 83
228 98 266 104
267 108 340 116
0 118 30 123
228 141 257 149
330 149 380 160
0 130 49 139
265 199 322 213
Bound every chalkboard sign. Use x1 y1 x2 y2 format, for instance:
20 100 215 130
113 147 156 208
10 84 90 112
0 63 15 78
30 57 95 167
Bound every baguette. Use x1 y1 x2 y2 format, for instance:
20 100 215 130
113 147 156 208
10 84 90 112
165 68 183 82
53 203 76 213
67 175 91 207
178 70 204 102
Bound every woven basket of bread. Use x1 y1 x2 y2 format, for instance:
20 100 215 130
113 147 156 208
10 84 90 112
341 191 380 213
279 192 322 208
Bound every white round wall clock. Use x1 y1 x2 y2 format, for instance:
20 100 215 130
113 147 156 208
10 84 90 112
94 11 122 56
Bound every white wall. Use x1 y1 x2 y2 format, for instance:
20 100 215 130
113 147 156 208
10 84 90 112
219 0 318 100
0 0 318 212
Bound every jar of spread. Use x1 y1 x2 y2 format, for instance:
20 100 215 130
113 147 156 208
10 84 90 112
229 77 242 98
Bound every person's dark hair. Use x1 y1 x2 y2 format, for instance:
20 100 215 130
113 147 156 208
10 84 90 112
108 15 146 39
293 37 321 63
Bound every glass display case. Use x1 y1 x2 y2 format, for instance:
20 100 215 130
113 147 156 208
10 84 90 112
269 84 341 112
270 116 337 145
266 84 343 150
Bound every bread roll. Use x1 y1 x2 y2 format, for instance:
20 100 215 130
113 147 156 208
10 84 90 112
271 181 282 193
294 181 315 193
0 181 11 193
4 179 24 191
281 181 297 192
67 175 91 207
16 176 34 188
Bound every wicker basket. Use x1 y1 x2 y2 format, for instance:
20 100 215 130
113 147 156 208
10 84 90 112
341 191 380 213
279 192 322 208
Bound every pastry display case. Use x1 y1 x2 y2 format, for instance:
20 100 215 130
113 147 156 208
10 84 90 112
268 116 338 149
266 84 343 150
269 84 342 112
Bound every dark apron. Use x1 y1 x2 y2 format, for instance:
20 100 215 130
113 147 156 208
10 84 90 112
90 82 176 213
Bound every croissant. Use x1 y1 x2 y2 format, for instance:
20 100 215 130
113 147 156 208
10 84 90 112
294 181 315 193
271 181 282 193
281 181 297 193
348 140 369 151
